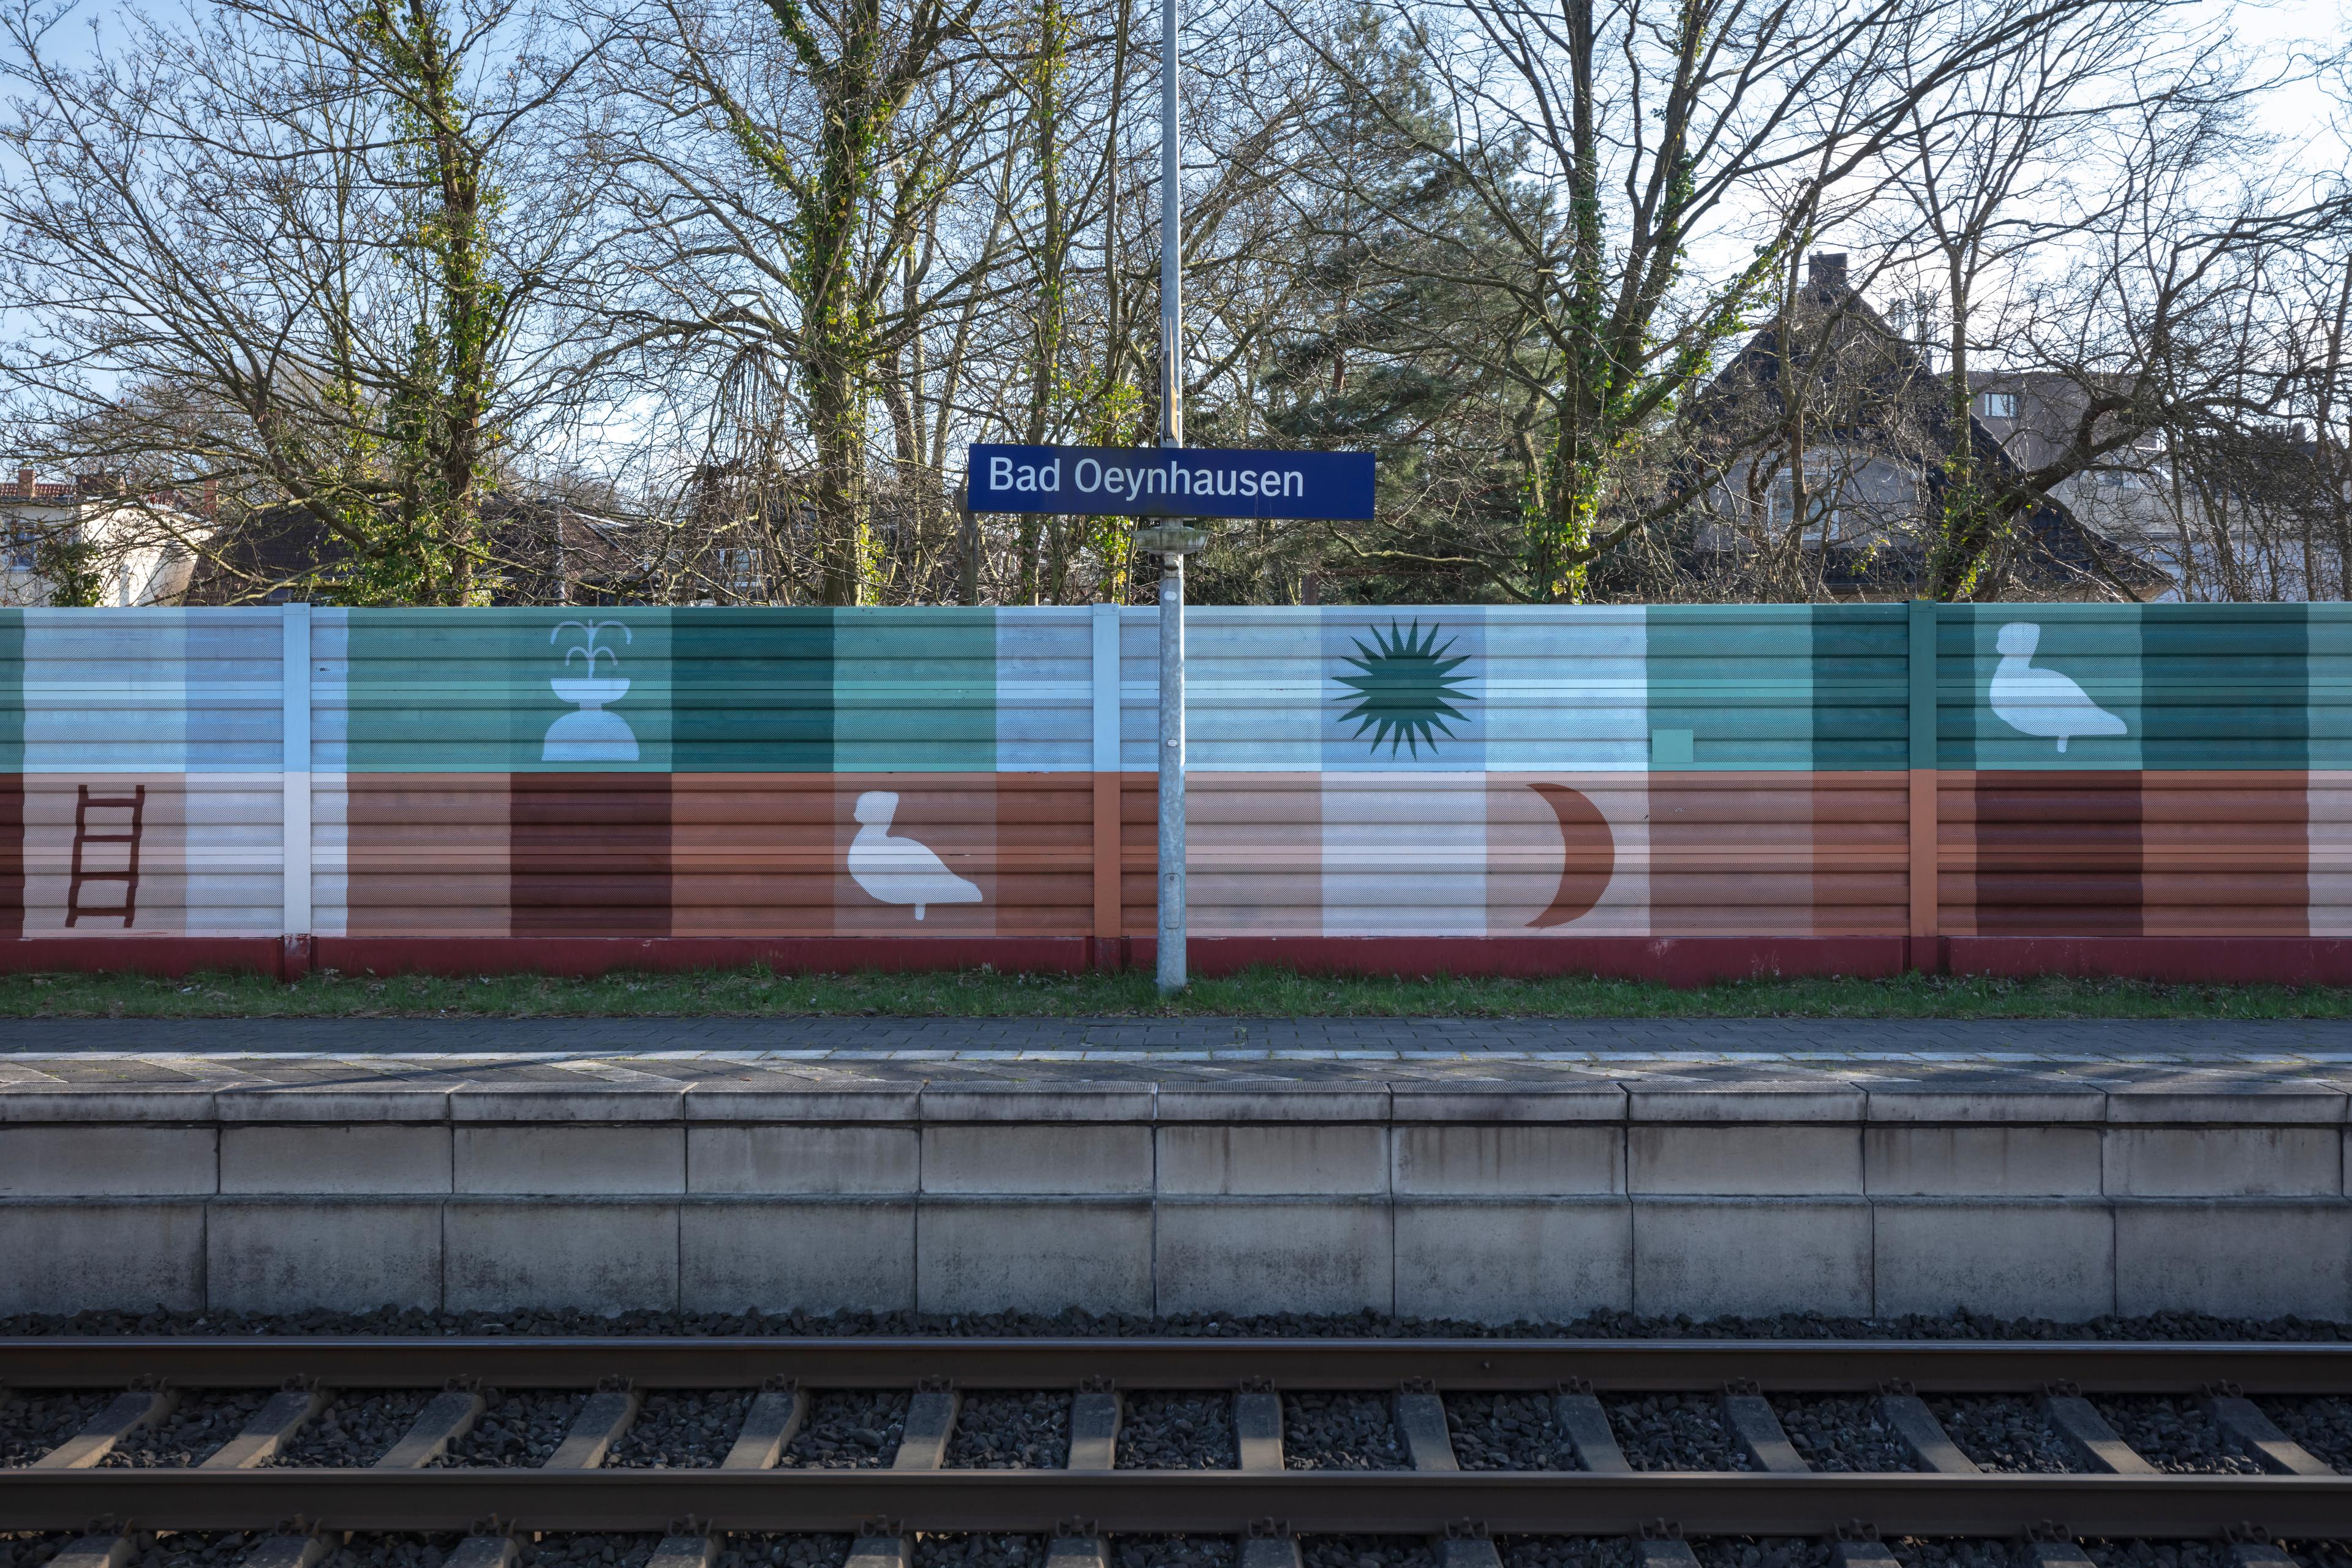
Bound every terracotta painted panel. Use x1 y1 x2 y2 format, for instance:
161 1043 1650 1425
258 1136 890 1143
0 772 18 939
669 774 1087 938
1649 772 1819 935
1814 772 1910 936
511 772 671 937
2141 770 2307 937
345 773 510 937
1485 774 1649 935
1948 771 2143 937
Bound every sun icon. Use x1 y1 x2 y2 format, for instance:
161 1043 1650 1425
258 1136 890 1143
1335 619 1474 757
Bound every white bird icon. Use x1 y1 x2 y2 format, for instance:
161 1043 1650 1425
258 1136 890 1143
847 791 982 920
1989 622 2127 753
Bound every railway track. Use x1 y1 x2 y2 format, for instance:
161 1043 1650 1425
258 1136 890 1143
1 1338 2348 1567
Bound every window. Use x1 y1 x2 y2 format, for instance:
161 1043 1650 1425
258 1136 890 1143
2 530 32 571
1978 392 2016 419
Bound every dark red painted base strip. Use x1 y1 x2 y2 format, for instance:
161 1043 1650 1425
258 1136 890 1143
7 934 2352 986
1168 937 1913 982
310 936 1104 979
0 938 289 979
1947 937 2352 986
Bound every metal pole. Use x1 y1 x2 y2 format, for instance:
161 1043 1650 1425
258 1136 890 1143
1158 0 1181 450
958 484 978 606
1156 550 1185 992
1154 0 1186 993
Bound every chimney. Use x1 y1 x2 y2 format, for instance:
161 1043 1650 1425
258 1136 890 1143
15 466 31 497
1808 252 1848 290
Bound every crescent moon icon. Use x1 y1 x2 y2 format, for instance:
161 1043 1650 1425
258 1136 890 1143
1526 782 1615 929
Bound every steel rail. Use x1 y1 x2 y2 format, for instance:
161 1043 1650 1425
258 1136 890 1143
1 1470 2347 1537
1 1338 2348 1393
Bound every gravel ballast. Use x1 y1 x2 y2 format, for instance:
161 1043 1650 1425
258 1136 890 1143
7 1307 2348 1342
1 1392 111 1467
97 1393 269 1468
608 1392 755 1469
1282 1393 1409 1471
1444 1392 1577 1471
724 1536 853 1568
1498 1539 1632 1568
779 1390 908 1468
2261 1396 2352 1472
123 1534 268 1568
1774 1396 1916 1472
911 1537 1041 1568
2080 1542 2229 1568
0 1537 69 1568
514 1536 658 1568
1114 1392 1235 1469
1301 1535 1436 1568
1888 1544 2012 1568
1117 1539 1237 1568
944 1392 1070 1469
317 1538 459 1568
271 1392 434 1468
1606 1395 1749 1471
1690 1540 1829 1568
435 1390 583 1468
2090 1397 2262 1475
1928 1396 2079 1473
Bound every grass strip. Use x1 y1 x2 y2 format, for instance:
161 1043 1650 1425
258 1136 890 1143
3 963 2351 1019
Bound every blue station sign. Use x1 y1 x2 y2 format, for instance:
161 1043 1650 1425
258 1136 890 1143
967 443 1374 521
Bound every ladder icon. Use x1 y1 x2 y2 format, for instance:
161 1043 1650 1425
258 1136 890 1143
66 784 146 928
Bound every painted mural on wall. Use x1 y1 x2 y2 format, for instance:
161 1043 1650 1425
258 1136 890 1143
0 602 2347 941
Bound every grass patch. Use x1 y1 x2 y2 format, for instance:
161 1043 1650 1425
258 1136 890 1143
2 963 2351 1019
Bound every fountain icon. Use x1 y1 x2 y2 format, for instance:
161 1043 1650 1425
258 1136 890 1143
543 619 640 762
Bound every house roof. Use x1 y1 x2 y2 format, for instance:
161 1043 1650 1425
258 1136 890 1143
1690 253 2168 597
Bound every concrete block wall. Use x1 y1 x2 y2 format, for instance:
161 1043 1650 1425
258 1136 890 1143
1 1078 2346 1322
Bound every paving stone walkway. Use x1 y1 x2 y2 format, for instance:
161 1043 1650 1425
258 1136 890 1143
4 1016 2352 1080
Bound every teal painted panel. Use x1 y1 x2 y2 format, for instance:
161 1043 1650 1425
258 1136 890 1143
2309 606 2352 771
1942 605 2140 771
834 609 997 771
1811 603 1908 772
1646 605 1815 770
346 609 673 772
0 610 19 771
670 609 834 772
2141 604 2304 771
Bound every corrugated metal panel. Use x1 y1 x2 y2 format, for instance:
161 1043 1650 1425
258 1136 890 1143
10 609 285 938
0 600 2342 949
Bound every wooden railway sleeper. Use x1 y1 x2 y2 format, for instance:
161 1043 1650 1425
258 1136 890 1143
206 1379 331 1471
2199 1382 2334 1476
235 1525 332 1568
1234 1384 1283 1473
1068 1381 1121 1472
1553 1381 1630 1474
1044 1534 1109 1568
376 1384 488 1470
33 1382 178 1471
1719 1382 1808 1474
1394 1382 1460 1472
2019 1539 2097 1568
40 1534 130 1568
1434 1518 1501 1568
2038 1384 2155 1476
723 1379 805 1472
1240 1525 1301 1568
1872 1385 1978 1475
892 1381 959 1471
545 1378 641 1471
